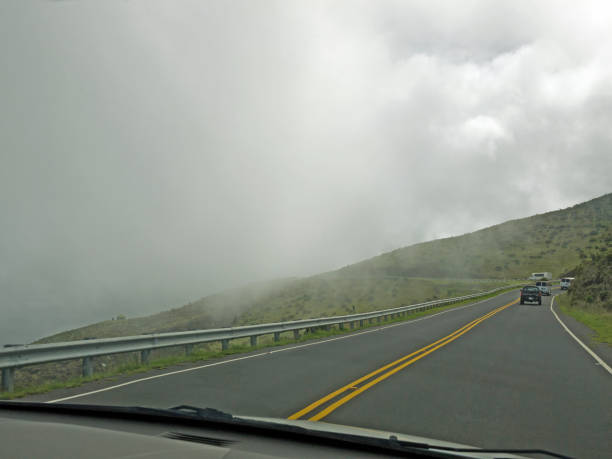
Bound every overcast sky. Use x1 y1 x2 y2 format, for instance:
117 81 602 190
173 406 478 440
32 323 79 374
1 1 611 343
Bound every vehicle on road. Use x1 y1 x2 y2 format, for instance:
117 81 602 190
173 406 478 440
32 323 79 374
535 281 551 296
529 272 552 281
560 277 575 290
520 286 542 305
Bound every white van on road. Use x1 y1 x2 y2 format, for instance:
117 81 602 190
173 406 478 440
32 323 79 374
560 277 575 290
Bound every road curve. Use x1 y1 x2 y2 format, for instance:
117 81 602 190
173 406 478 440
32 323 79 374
28 290 611 458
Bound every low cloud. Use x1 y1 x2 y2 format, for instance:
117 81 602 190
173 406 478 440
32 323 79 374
1 1 611 342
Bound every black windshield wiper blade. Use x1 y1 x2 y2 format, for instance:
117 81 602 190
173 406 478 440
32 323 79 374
406 442 574 459
0 402 575 459
335 434 573 459
0 400 236 425
168 404 234 421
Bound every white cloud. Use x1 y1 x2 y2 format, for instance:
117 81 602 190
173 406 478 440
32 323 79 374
1 0 611 342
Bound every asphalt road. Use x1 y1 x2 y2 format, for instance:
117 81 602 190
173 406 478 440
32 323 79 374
29 290 611 458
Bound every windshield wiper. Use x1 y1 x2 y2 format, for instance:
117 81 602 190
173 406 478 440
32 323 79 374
0 401 574 458
166 405 573 458
399 440 574 459
168 404 234 421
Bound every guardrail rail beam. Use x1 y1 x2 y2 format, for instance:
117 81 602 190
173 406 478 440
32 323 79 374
0 285 521 393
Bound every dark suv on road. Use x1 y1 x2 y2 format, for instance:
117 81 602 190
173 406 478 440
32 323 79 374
520 286 542 305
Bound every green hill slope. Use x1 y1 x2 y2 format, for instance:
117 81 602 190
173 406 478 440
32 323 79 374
338 193 612 280
40 193 611 343
556 253 612 344
39 276 509 343
38 278 297 343
231 193 611 326
564 253 612 312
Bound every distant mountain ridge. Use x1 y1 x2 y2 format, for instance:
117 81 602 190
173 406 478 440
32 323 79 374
40 193 612 343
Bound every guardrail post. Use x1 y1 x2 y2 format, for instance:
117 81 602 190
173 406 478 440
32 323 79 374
2 367 15 393
350 322 354 329
377 316 381 323
185 344 194 356
369 318 373 324
359 319 364 327
221 339 229 351
82 357 93 378
250 336 257 347
339 323 344 330
274 332 280 342
140 349 151 364
293 330 300 340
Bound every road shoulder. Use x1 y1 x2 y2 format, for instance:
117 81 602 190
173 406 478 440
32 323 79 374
551 295 612 369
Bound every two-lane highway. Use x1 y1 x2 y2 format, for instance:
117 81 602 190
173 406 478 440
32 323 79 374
311 293 611 458
29 290 611 458
287 298 518 422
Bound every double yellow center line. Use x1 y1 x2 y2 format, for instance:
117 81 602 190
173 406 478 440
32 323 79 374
288 298 518 421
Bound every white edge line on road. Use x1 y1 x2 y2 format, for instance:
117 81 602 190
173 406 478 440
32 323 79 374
550 296 611 375
47 291 515 403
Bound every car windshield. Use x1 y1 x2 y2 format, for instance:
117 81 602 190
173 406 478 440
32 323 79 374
1 2 611 459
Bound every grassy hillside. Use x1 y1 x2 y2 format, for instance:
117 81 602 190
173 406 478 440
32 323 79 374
564 252 612 311
236 277 512 325
38 278 297 343
556 253 612 343
339 193 612 280
40 193 611 344
40 276 510 344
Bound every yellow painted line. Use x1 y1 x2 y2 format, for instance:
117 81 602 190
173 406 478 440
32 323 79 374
308 300 516 421
287 303 505 420
288 299 517 420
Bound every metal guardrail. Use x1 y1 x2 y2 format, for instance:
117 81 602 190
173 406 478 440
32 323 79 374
0 285 521 393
